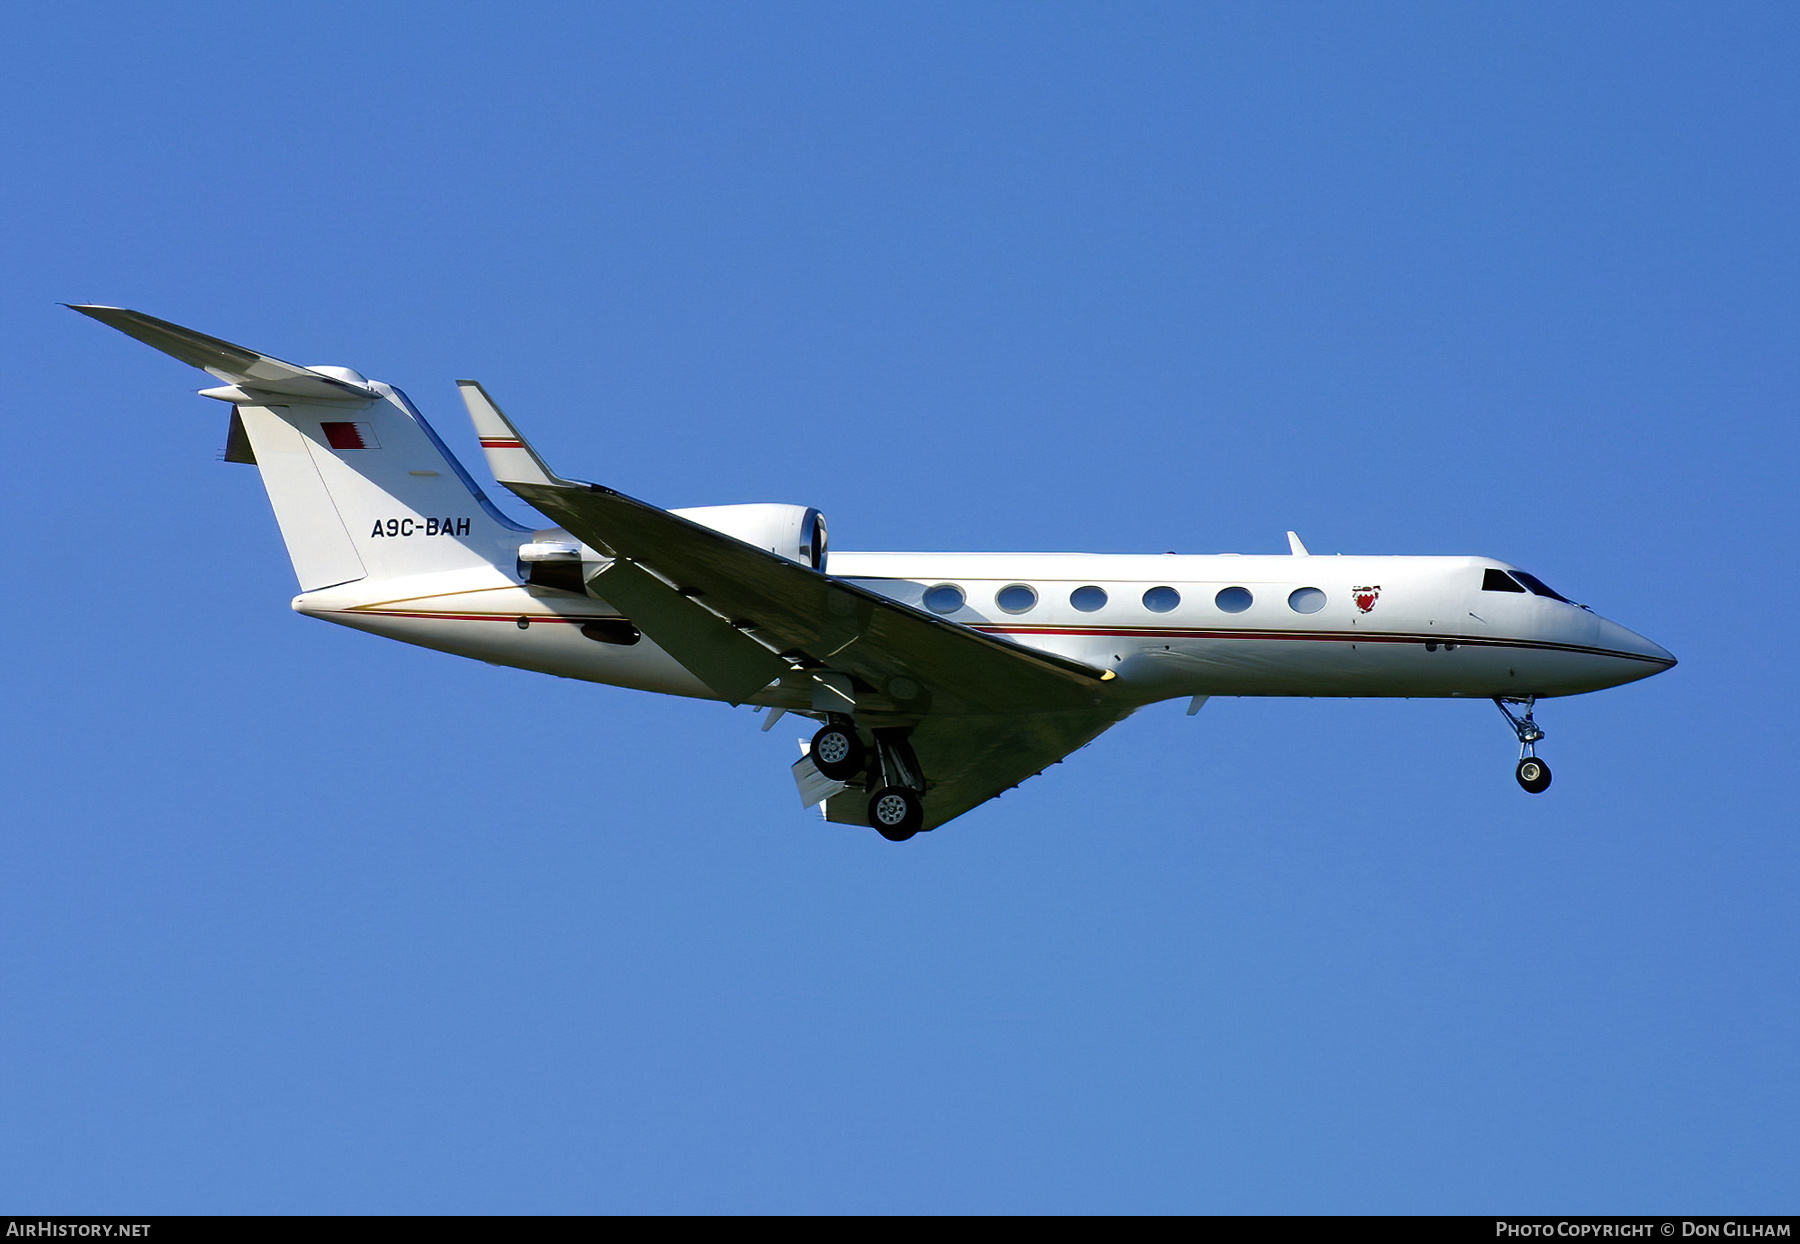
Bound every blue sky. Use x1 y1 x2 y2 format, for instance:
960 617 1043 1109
3 1 1795 1213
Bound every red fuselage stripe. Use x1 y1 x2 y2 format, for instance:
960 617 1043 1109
328 609 1667 664
973 625 1666 663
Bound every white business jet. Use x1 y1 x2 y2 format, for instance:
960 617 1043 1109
75 306 1676 841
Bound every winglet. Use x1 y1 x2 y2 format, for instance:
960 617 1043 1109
1286 530 1310 556
456 380 564 489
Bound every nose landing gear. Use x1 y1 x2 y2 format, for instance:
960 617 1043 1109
1515 756 1552 794
1495 697 1552 793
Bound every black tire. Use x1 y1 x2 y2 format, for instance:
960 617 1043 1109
868 786 924 841
1516 757 1553 794
810 723 865 782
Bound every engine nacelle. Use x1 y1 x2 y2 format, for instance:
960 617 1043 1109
670 503 828 571
516 503 827 595
517 532 608 594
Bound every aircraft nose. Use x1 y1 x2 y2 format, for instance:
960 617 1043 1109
1595 615 1677 672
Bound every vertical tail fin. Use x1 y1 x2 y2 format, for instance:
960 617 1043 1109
71 306 531 591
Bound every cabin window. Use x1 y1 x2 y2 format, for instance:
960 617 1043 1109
1215 586 1253 613
1070 585 1108 612
996 584 1038 614
1512 571 1572 602
1288 587 1326 614
1142 586 1180 613
923 584 965 614
1483 568 1527 593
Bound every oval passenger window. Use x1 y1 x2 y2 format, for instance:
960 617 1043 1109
1288 587 1326 614
996 584 1038 614
1142 586 1180 613
1070 585 1108 612
923 584 965 614
1215 587 1253 613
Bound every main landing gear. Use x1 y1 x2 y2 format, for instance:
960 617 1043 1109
866 728 927 841
1494 696 1552 794
810 718 927 841
869 786 925 841
809 719 865 782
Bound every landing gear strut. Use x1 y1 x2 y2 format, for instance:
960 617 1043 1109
1495 697 1552 794
867 728 927 841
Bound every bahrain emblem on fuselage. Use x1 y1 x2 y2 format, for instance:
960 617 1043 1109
1353 585 1381 613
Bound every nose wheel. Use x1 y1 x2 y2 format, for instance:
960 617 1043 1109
1515 756 1552 794
1495 697 1552 794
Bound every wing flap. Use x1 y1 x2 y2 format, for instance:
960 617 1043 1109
584 556 790 704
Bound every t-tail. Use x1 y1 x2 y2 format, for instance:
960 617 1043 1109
71 306 530 591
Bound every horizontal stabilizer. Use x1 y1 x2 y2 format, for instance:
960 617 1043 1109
67 305 376 402
75 304 532 589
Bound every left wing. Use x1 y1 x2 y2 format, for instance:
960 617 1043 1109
458 381 1119 719
458 381 1132 827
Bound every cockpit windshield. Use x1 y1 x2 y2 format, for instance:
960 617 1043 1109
1483 566 1574 603
1510 571 1571 603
